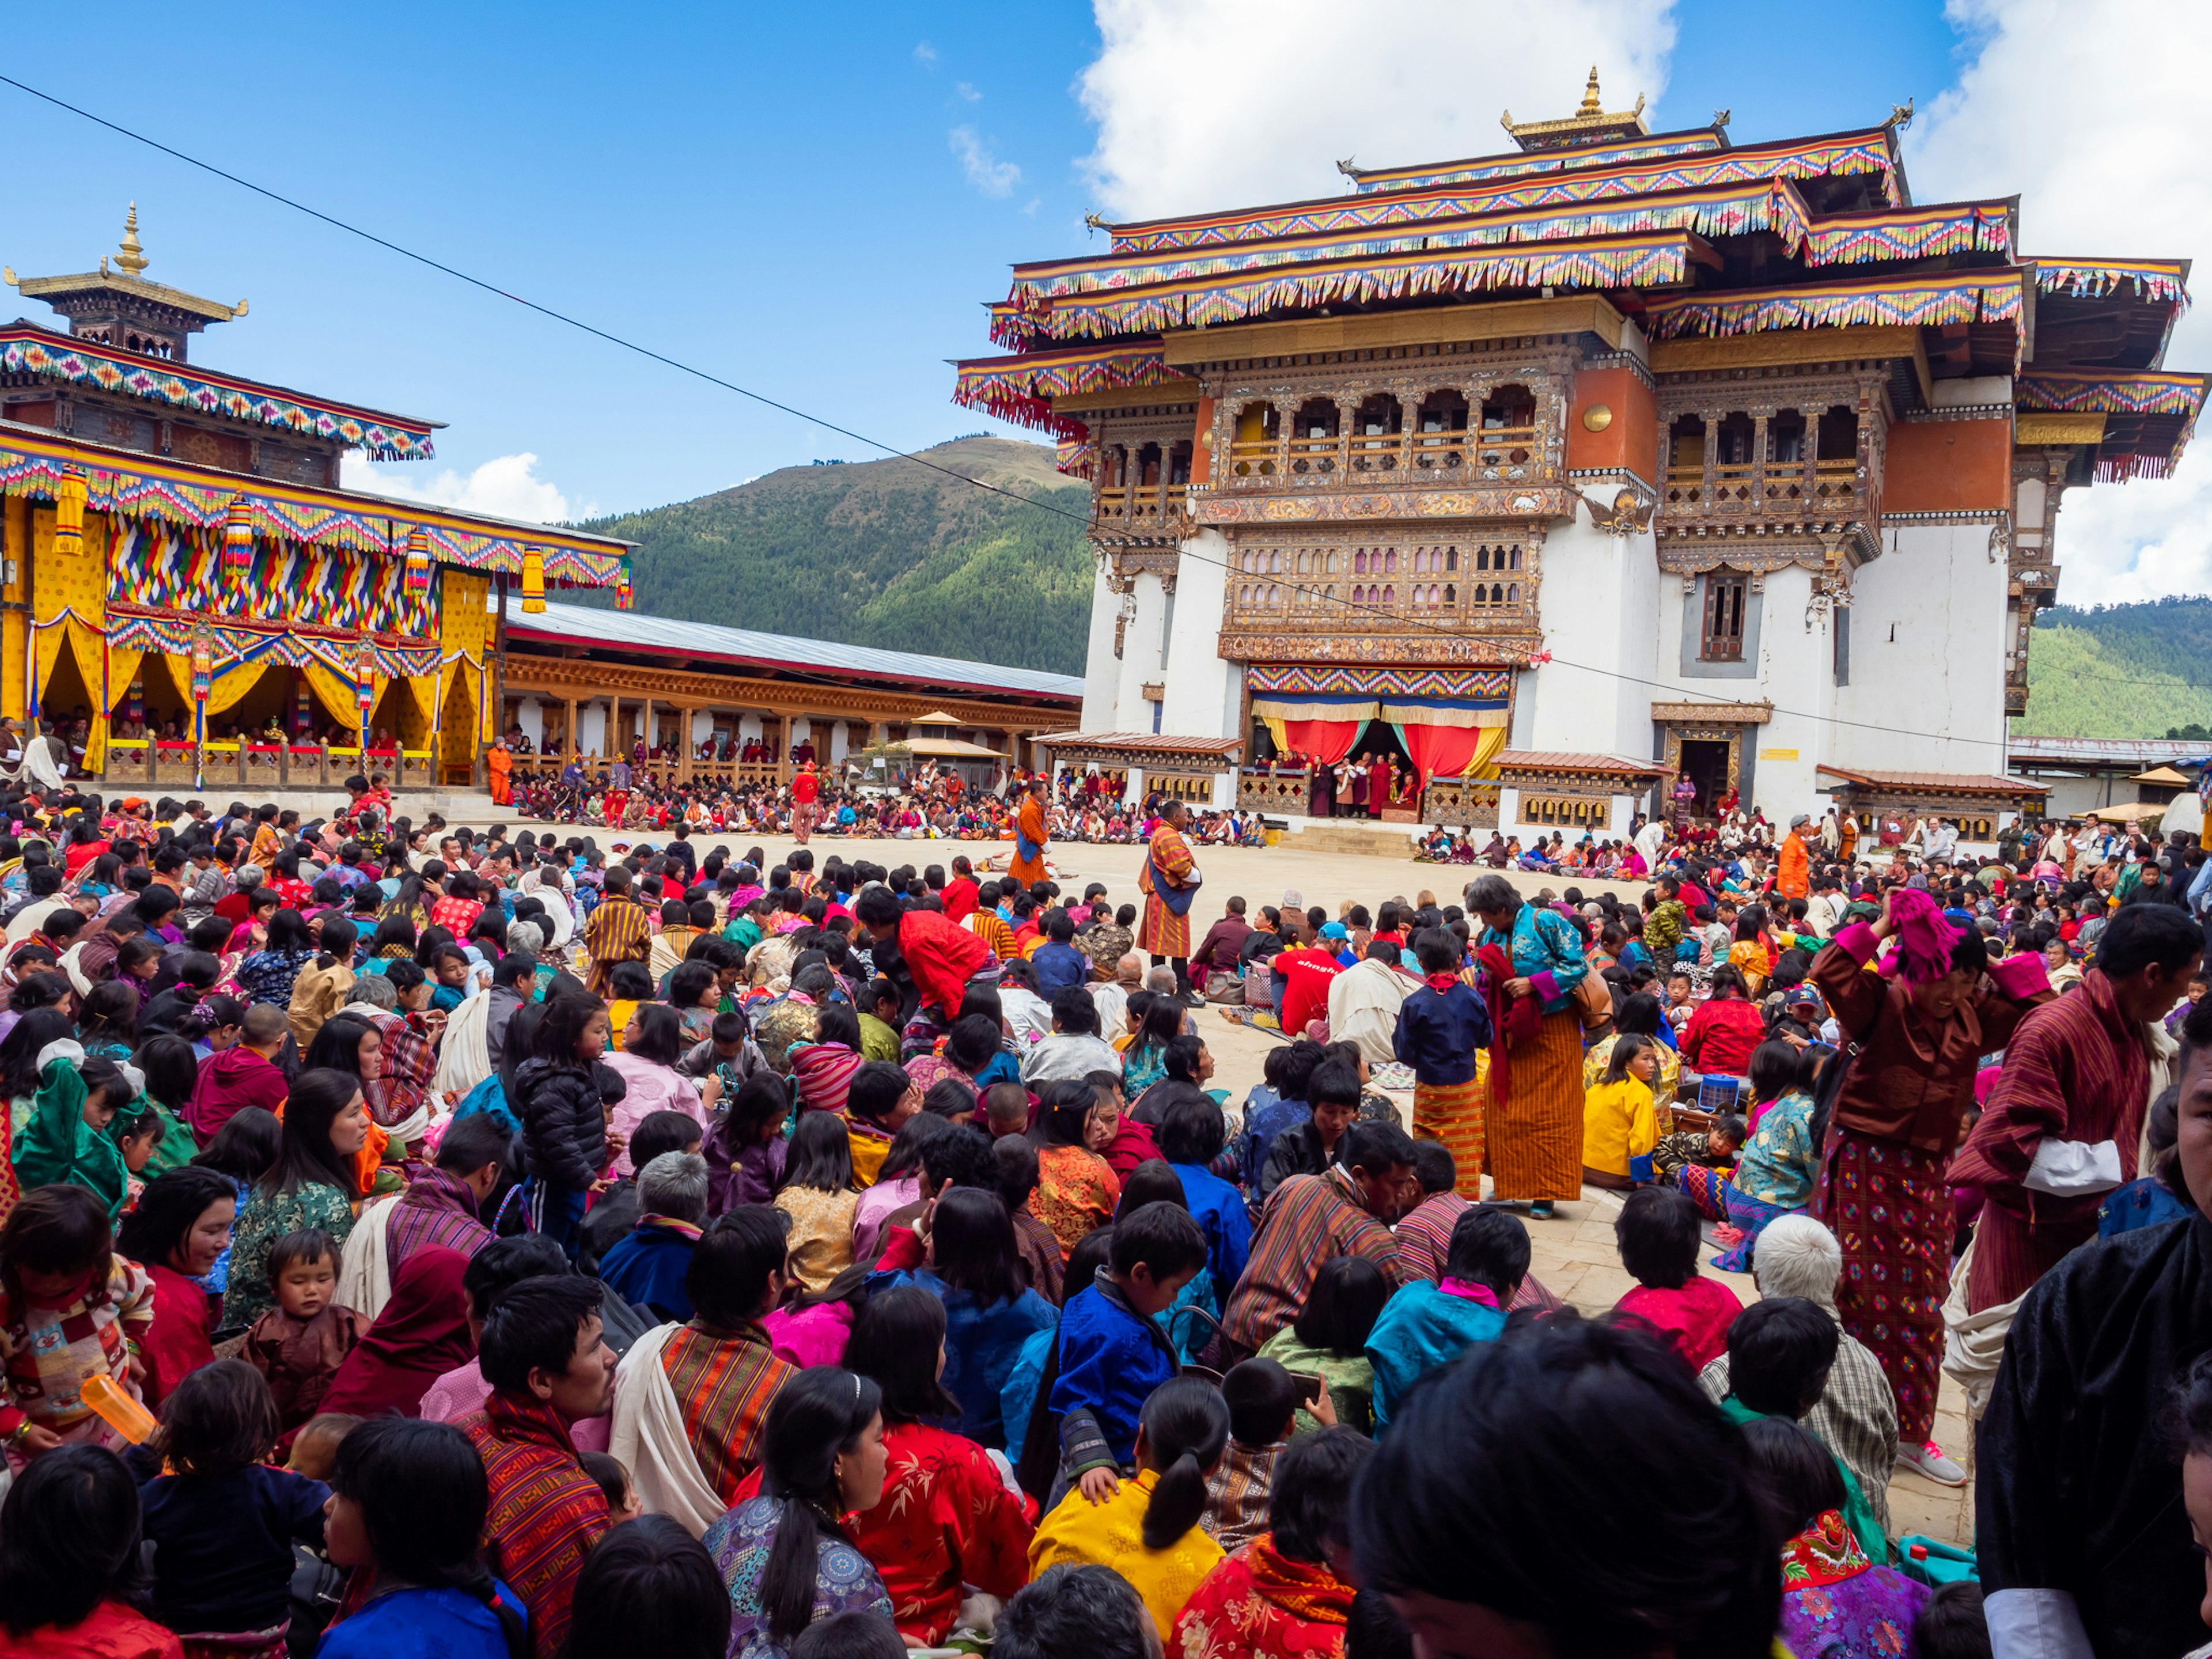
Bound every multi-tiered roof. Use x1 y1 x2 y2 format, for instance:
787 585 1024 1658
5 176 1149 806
955 76 2203 486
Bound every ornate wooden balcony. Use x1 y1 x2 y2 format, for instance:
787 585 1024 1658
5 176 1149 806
1221 423 1544 493
1094 480 1189 540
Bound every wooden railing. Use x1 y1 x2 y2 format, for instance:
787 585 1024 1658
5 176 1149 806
1237 767 1309 814
1421 777 1500 828
101 742 441 790
1095 480 1190 529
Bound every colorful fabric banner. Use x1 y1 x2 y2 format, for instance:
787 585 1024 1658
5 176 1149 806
1644 269 2025 340
0 431 629 589
0 324 438 460
1107 131 1901 254
1352 131 1727 195
2033 260 2191 306
2015 372 2208 418
1801 200 2014 266
1007 183 1810 317
1277 717 1368 768
1248 664 1512 699
109 521 438 638
1394 720 1508 786
1028 233 1691 343
950 341 1179 431
105 610 440 682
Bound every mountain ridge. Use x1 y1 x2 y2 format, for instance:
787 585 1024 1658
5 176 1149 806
564 436 1093 674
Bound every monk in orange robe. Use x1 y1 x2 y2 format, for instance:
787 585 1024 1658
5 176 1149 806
1007 774 1050 889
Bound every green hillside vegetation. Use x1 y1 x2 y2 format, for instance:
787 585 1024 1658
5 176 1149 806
567 436 1093 675
2016 596 2212 738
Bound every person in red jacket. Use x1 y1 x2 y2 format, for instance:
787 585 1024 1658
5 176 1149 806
184 1003 290 1143
1678 966 1766 1081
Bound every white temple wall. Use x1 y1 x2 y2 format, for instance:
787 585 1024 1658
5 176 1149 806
1833 523 2010 778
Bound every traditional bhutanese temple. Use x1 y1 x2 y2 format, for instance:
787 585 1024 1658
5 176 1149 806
953 75 2207 837
0 207 632 793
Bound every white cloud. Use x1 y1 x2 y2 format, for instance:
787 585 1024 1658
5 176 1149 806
954 80 982 103
1075 0 1677 221
950 125 1021 198
913 40 937 64
340 451 594 525
1911 0 2212 605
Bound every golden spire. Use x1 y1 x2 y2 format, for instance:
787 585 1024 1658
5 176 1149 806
116 203 148 277
1579 66 1604 117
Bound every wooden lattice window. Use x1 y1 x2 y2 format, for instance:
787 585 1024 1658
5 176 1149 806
1519 793 1607 827
1702 573 1748 662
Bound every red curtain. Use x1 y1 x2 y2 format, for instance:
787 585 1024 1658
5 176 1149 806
1280 718 1365 766
1400 721 1486 787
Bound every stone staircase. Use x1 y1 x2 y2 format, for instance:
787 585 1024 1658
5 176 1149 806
1279 819 1422 858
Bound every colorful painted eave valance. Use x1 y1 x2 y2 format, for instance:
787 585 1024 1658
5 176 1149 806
949 341 1183 433
2032 259 2191 308
1644 268 2025 340
1801 199 2015 266
2016 372 2209 418
0 427 630 588
1006 183 1813 323
1014 232 1692 345
1248 664 1512 699
0 324 440 461
106 607 441 679
1351 130 1728 195
1106 130 1902 255
2018 370 2210 483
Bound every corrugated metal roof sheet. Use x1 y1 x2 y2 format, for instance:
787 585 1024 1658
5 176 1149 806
1497 750 1669 778
1037 732 1246 756
506 601 1084 702
1817 765 2046 793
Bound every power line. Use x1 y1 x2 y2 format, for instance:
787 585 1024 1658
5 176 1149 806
1 72 2035 755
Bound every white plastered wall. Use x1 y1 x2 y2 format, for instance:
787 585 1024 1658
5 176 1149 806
1161 528 1240 806
1834 523 2010 779
1525 512 1660 762
1080 563 1122 730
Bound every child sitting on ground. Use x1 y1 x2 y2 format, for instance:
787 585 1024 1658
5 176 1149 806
1363 1205 1528 1431
1611 1186 1744 1372
1202 1357 1301 1552
775 1109 861 1293
1581 1033 1661 1191
1719 1296 1889 1566
0 1184 155 1457
1652 1113 1746 1183
132 1359 333 1648
241 1230 371 1433
1017 1199 1208 1505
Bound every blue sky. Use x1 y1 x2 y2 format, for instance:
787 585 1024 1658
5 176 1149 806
3 1 2206 600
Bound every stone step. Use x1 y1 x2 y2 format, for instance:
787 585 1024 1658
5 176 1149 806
1280 821 1422 858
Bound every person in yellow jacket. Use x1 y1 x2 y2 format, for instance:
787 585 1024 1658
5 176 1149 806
1581 1034 1661 1191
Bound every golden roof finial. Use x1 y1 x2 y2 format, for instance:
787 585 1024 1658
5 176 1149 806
1579 66 1604 117
115 203 148 277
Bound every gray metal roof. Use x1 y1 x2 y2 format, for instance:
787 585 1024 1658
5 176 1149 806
507 600 1084 702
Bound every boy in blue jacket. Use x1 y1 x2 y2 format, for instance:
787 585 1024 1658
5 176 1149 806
1017 1199 1208 1506
1393 927 1494 1200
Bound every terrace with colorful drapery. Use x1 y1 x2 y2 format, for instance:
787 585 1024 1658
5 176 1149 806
0 214 633 791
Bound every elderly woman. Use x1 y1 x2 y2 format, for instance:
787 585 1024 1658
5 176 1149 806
1464 873 1590 1219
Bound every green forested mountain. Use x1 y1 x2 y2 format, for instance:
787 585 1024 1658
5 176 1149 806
2017 596 2212 737
567 437 1092 673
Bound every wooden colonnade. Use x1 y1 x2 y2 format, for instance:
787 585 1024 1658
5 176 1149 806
498 652 1066 785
